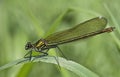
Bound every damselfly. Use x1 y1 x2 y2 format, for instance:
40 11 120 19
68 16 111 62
24 17 115 60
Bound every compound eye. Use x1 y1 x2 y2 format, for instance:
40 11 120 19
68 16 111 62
25 42 32 50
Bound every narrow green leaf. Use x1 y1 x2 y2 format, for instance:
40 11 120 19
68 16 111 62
104 4 120 48
0 56 99 77
44 9 73 37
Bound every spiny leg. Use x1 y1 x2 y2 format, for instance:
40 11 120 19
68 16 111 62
32 49 49 61
29 50 32 61
54 47 61 68
24 50 32 61
33 48 61 69
51 56 61 69
43 48 61 69
56 46 68 60
24 51 31 58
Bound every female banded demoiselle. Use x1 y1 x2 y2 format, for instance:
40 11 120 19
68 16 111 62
24 17 115 60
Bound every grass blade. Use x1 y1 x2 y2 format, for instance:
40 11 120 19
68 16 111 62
0 56 99 77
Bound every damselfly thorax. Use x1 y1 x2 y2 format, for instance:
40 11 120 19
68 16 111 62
25 39 57 52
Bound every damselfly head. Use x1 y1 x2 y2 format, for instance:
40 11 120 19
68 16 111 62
25 42 33 50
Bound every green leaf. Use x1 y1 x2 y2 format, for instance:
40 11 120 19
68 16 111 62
44 9 73 37
0 56 99 77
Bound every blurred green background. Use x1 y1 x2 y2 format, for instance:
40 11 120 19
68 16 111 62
0 0 120 77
